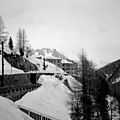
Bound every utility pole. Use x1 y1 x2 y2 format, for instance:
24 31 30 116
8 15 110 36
0 16 8 87
1 41 4 87
43 58 46 71
43 58 48 71
82 54 85 120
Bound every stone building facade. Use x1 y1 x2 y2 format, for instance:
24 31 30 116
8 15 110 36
45 56 62 68
45 56 77 75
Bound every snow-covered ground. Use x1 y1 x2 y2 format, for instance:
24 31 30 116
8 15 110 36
106 95 120 120
26 56 66 74
0 55 24 75
112 77 120 84
16 74 81 120
0 96 33 120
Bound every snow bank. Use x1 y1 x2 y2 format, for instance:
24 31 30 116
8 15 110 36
0 96 33 120
62 74 82 89
0 55 24 75
15 75 79 120
27 56 66 74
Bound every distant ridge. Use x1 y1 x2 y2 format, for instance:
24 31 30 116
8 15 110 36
98 59 120 76
97 59 120 105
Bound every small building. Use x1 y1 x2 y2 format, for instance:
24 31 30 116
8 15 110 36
45 56 78 75
61 59 77 75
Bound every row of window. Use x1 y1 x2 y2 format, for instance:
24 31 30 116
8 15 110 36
48 60 77 68
19 107 58 120
48 60 60 63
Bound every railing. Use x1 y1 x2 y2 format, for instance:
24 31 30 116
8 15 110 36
17 105 60 120
0 84 41 101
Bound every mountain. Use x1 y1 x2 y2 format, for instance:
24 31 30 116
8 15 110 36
35 48 69 60
97 59 120 84
98 59 120 76
97 59 120 106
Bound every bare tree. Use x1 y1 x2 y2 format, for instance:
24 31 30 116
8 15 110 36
0 16 8 43
16 28 23 55
8 36 14 51
16 28 28 56
22 29 28 52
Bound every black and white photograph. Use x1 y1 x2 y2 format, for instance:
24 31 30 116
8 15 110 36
0 0 120 120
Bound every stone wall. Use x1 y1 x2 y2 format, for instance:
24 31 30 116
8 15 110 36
0 73 31 87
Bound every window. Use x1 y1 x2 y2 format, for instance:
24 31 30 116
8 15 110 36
30 111 36 119
35 114 40 120
42 116 45 120
20 107 29 114
39 115 41 120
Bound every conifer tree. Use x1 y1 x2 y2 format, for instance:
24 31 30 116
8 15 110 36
80 50 96 120
8 36 14 50
95 73 110 120
69 49 96 120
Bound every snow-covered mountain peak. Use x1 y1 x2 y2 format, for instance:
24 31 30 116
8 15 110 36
35 48 68 60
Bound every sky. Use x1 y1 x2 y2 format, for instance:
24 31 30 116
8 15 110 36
0 0 120 67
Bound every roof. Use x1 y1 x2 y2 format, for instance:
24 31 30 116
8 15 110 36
45 55 61 60
61 59 72 64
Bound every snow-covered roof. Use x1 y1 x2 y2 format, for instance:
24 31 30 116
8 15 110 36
16 75 81 120
32 54 44 58
61 59 72 64
0 55 24 75
45 55 61 60
0 96 33 120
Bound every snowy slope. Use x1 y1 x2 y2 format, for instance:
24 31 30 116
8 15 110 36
26 56 66 74
16 75 81 120
0 44 12 54
0 96 33 120
0 55 24 75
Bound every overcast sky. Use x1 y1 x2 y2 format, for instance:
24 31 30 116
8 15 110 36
0 0 120 67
